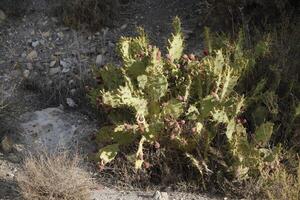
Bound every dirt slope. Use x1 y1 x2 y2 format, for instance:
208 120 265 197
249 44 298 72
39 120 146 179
0 0 222 199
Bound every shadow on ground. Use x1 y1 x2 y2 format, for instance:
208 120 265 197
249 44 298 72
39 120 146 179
0 178 21 200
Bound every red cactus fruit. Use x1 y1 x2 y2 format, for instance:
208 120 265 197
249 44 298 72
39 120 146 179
154 141 160 149
144 161 151 169
203 49 209 56
191 127 197 133
179 120 186 125
177 95 185 101
157 50 162 61
166 54 172 61
189 54 196 61
183 54 189 60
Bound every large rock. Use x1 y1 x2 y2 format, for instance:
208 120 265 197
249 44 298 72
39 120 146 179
19 107 97 153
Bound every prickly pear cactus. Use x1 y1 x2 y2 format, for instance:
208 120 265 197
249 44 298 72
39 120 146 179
90 17 279 179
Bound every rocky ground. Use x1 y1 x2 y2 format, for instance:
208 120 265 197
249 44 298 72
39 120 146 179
0 0 225 199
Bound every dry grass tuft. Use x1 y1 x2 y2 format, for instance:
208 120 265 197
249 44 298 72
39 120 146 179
260 159 300 200
16 152 95 200
266 171 300 200
51 0 120 30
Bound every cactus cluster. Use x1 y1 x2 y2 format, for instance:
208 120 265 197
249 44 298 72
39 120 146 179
89 17 279 180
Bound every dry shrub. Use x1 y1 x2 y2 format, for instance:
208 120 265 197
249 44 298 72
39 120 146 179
239 155 300 199
96 147 201 190
16 152 95 200
261 160 300 200
200 0 298 34
52 0 120 30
